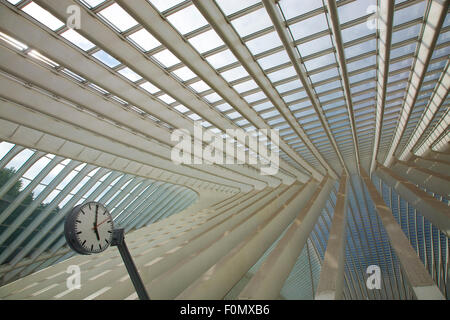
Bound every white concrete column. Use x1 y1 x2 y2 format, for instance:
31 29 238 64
361 167 444 300
376 163 450 237
175 178 329 299
315 174 348 300
236 177 334 300
392 160 450 198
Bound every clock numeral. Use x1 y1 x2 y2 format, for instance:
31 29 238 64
82 240 86 246
107 230 112 233
105 239 109 244
76 220 81 223
99 244 102 250
76 231 82 234
91 244 93 251
81 210 86 215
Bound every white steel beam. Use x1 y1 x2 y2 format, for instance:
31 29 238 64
383 0 448 167
263 0 348 175
399 60 450 161
360 166 444 300
369 0 395 174
193 0 336 179
315 174 348 300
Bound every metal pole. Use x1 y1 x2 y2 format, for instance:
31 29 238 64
112 229 150 300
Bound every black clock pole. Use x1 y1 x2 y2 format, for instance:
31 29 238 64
111 228 150 300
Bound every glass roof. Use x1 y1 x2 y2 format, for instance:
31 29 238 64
0 0 448 300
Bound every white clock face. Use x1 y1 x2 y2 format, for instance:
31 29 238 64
73 202 113 254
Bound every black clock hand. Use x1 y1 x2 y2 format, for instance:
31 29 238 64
93 204 100 241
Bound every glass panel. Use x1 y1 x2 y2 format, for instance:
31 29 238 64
166 5 208 35
276 79 302 93
337 0 377 24
98 3 138 32
289 13 328 40
152 49 181 67
148 0 185 12
172 66 197 81
341 21 375 43
158 94 176 104
258 50 291 70
215 0 260 16
116 67 141 82
246 31 283 55
279 0 323 20
231 7 273 37
221 65 249 82
206 49 238 69
304 52 335 71
140 81 159 94
92 50 121 67
22 2 64 31
393 1 426 26
81 0 106 8
174 104 189 113
61 29 95 51
267 66 297 82
190 80 211 92
297 34 332 57
188 29 224 54
128 28 161 51
233 79 259 93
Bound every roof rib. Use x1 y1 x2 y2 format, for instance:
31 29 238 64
383 0 448 167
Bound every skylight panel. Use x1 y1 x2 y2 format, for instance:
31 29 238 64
61 29 95 51
233 79 258 93
309 68 339 83
204 92 222 103
231 7 273 38
174 104 189 113
166 5 208 35
188 113 201 121
80 0 106 8
128 28 161 51
267 66 297 83
279 0 323 20
243 91 267 103
92 50 120 67
140 81 160 94
215 103 233 112
152 49 181 67
148 0 186 13
22 2 64 31
190 80 211 93
227 111 241 120
289 13 328 40
118 67 142 82
304 52 336 71
341 21 375 43
172 66 197 81
337 0 376 25
188 29 225 54
5 149 34 170
246 31 283 55
215 0 260 16
276 79 302 93
393 1 426 26
6 0 21 4
258 50 291 70
297 35 333 57
98 3 138 32
158 94 176 104
206 49 238 69
221 65 249 82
